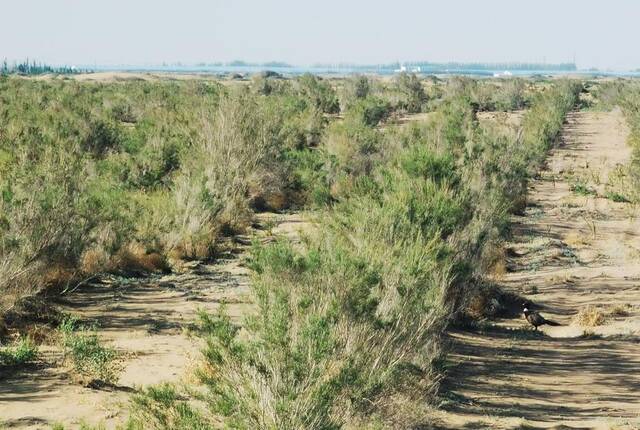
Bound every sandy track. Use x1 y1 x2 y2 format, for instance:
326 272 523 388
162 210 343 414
0 213 310 429
437 108 640 429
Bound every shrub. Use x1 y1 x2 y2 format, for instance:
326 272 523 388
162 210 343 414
341 75 371 109
491 78 527 111
344 96 391 127
297 74 340 114
0 336 37 367
83 119 123 157
129 383 211 430
395 73 427 113
59 316 119 384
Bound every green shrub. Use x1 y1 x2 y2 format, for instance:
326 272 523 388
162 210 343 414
297 74 340 114
0 336 37 367
344 96 391 127
59 316 119 383
611 81 640 203
350 75 370 100
129 383 211 430
395 73 427 113
491 79 527 111
83 119 124 157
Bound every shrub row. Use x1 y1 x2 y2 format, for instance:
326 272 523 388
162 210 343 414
177 80 581 429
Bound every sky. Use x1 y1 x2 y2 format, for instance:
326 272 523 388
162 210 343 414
1 0 638 70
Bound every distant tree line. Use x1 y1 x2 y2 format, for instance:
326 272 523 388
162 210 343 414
0 59 88 75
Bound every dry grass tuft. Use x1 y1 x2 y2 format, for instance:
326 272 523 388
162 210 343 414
606 304 631 317
573 305 606 327
564 231 591 247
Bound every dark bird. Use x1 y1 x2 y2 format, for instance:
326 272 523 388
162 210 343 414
523 305 561 330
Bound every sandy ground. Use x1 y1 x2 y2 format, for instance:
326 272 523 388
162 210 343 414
436 108 640 429
0 213 311 429
31 72 222 82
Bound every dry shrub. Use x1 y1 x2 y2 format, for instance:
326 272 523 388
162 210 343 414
41 262 78 288
0 320 8 339
573 305 606 327
464 282 525 320
346 392 436 430
163 174 220 260
247 173 290 212
481 245 507 280
111 243 169 274
606 304 630 317
167 240 215 262
1 296 63 343
79 247 111 275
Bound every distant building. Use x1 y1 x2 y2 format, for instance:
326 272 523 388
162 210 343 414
493 70 513 77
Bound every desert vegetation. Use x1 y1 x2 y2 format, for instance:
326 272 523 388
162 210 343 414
111 78 579 429
0 74 582 429
0 75 336 317
615 82 640 202
587 79 640 203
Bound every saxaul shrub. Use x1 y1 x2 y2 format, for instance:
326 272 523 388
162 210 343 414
395 72 428 113
296 73 340 114
344 96 391 127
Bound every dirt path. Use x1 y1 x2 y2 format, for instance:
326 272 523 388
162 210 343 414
437 108 640 429
0 212 311 429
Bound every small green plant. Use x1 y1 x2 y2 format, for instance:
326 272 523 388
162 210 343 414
58 316 119 383
570 182 596 196
0 336 38 367
129 383 211 430
605 191 630 203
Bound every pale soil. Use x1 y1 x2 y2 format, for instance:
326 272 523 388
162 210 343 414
390 109 523 131
436 108 640 429
477 110 525 128
0 213 312 430
34 72 221 82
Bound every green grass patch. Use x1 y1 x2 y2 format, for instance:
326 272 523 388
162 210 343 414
605 191 630 203
0 336 37 367
570 182 597 196
58 316 119 384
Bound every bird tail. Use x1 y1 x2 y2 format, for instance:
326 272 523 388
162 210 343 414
545 319 562 326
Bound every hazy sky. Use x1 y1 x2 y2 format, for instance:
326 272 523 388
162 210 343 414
1 0 638 70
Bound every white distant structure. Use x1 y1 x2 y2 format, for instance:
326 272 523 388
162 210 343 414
394 63 407 73
493 70 513 78
394 63 421 74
